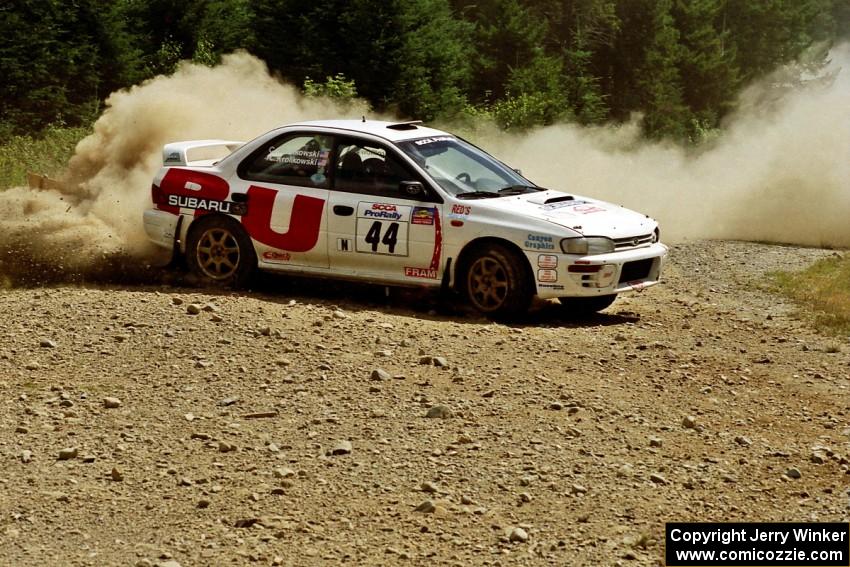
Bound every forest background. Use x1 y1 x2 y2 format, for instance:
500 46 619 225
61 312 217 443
2 0 849 146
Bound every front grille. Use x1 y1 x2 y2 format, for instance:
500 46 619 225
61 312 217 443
613 233 653 250
618 258 653 283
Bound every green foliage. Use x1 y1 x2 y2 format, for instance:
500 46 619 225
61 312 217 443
0 0 134 135
774 255 850 335
490 93 567 130
1 0 847 140
303 74 359 102
0 127 89 189
390 0 474 120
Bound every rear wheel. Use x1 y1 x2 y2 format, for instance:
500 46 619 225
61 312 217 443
464 243 531 319
186 216 256 288
557 294 617 316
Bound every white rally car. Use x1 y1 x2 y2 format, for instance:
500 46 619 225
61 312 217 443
144 120 667 317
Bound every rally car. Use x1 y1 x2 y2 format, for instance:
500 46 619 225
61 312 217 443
144 120 667 317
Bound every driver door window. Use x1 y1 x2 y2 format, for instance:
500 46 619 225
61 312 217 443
334 141 424 200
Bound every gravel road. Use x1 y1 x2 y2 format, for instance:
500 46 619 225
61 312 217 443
1 240 848 566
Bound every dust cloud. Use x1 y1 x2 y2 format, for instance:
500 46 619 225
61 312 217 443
0 52 367 283
492 43 850 248
0 46 847 284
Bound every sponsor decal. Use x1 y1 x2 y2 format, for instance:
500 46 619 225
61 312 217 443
525 234 555 250
537 269 558 283
356 203 412 255
542 200 605 214
572 204 606 214
538 254 558 269
411 207 435 226
538 283 565 290
158 168 230 216
266 147 327 167
262 251 291 263
166 194 245 215
413 136 454 146
450 204 471 216
543 199 585 211
405 267 438 279
363 210 402 221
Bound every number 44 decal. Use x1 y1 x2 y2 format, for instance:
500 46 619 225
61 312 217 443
364 221 400 254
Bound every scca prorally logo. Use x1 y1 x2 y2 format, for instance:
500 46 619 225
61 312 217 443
364 203 402 220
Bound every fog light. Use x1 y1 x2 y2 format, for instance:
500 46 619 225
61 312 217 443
596 264 617 287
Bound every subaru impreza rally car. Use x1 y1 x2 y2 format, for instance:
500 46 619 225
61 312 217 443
144 120 667 317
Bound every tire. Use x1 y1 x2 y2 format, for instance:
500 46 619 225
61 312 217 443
558 294 617 316
463 243 532 319
186 215 257 288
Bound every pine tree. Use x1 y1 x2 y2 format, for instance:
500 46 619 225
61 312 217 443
672 0 739 133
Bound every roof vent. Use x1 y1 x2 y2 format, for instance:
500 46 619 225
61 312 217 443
387 120 423 131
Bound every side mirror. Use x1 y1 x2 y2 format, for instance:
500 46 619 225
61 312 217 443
399 180 425 198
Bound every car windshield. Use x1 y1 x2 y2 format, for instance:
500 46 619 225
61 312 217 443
396 136 541 198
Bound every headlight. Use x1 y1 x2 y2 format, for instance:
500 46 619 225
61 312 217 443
560 237 615 255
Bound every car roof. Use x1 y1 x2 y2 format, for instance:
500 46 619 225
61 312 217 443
284 119 452 143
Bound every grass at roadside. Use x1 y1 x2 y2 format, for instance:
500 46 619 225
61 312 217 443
0 126 89 189
774 254 850 336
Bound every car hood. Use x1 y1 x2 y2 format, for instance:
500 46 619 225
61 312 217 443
468 190 657 239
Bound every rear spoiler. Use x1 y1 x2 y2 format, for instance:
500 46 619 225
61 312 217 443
162 139 245 166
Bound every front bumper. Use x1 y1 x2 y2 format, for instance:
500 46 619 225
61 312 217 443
143 209 180 250
529 242 668 298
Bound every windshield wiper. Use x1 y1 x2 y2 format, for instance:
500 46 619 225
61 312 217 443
456 191 501 200
498 185 543 195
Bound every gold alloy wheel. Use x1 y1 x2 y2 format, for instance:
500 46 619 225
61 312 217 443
195 227 241 280
468 256 509 311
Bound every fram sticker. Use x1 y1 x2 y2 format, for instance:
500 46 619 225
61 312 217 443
411 207 435 225
404 267 438 279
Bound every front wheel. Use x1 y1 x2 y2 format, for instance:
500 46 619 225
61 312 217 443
186 215 257 288
464 243 531 319
557 294 617 316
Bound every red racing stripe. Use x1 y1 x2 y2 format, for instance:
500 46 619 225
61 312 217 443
241 186 325 252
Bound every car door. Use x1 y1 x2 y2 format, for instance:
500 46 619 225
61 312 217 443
327 137 444 283
236 131 332 269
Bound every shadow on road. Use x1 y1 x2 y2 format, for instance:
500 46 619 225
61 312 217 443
4 257 641 329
